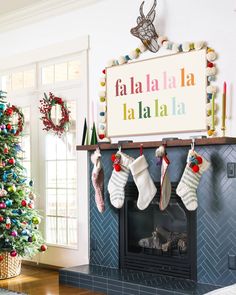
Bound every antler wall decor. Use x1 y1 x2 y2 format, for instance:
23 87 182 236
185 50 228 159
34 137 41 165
130 0 159 53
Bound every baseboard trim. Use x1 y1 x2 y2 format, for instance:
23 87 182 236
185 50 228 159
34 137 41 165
22 260 62 271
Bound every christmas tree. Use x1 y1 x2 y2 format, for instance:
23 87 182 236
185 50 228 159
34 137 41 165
0 91 46 266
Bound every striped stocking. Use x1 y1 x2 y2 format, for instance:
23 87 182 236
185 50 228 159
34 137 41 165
108 152 134 209
176 150 209 211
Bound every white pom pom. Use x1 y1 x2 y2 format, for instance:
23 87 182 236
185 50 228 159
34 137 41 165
118 56 126 65
194 41 205 50
99 123 106 131
129 50 138 60
107 59 115 67
99 105 106 112
207 51 217 62
155 145 165 157
99 91 106 97
206 67 216 76
206 85 217 94
157 36 168 46
206 102 217 113
139 43 147 53
99 116 106 123
172 43 179 53
182 42 190 52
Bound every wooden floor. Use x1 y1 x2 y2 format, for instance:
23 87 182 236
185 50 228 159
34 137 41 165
0 265 104 295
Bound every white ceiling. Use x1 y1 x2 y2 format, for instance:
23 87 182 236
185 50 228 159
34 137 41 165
0 0 45 16
0 0 103 32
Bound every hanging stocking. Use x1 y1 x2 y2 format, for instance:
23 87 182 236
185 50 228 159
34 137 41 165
156 145 171 211
176 149 210 211
91 148 105 213
129 155 157 210
108 151 134 209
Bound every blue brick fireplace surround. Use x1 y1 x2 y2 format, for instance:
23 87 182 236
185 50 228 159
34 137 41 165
60 144 236 294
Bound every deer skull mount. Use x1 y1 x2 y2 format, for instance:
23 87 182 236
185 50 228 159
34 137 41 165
130 0 159 53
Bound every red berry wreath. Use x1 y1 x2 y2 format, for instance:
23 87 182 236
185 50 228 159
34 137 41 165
39 92 71 137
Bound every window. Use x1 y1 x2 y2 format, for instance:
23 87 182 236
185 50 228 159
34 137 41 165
45 101 77 247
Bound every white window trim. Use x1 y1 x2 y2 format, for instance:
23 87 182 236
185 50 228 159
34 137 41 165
0 37 90 267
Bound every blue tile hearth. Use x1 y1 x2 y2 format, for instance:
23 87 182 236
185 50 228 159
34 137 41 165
90 145 236 286
59 264 221 295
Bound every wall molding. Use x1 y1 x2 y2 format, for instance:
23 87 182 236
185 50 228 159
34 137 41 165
0 0 104 33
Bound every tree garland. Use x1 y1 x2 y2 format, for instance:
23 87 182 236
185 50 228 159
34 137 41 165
39 92 70 137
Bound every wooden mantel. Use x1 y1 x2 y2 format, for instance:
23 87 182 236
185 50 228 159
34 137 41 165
76 137 236 151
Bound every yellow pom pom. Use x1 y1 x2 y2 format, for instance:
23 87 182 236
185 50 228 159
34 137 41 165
207 48 214 53
207 129 214 136
100 82 106 87
100 97 106 102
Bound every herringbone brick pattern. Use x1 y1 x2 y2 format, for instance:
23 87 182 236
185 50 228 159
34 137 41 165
89 145 236 286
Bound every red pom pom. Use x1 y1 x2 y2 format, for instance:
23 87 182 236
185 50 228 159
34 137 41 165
3 148 8 154
111 154 116 162
0 255 4 262
192 165 199 173
196 156 203 164
0 216 4 222
207 62 214 68
99 134 105 140
114 164 121 172
102 69 106 75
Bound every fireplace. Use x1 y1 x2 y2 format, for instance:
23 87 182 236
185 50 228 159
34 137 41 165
119 182 197 280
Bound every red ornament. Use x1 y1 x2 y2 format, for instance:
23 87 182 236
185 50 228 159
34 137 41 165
21 200 27 207
114 164 121 172
0 216 4 222
40 244 47 252
28 202 34 209
6 124 12 130
0 255 3 262
111 154 116 162
3 148 8 154
8 158 15 165
10 250 17 257
102 69 106 75
5 108 13 116
6 223 11 229
196 156 203 164
99 134 105 140
192 165 199 173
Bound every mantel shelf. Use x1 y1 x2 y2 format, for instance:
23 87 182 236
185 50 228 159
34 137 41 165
76 137 236 151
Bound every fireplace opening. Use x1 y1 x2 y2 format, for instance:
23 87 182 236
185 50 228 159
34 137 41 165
119 182 197 280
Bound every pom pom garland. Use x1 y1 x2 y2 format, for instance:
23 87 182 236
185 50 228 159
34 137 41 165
99 37 217 140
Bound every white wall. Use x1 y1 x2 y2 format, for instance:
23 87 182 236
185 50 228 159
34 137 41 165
0 0 235 140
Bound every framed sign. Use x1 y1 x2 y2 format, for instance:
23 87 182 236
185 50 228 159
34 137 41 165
106 49 207 137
